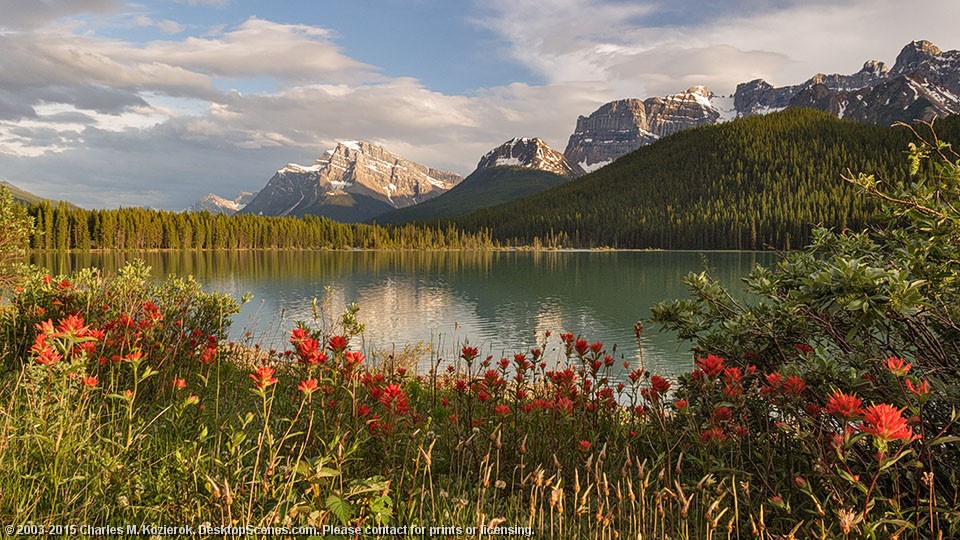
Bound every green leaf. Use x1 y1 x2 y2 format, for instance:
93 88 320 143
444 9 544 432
927 435 960 447
325 494 354 524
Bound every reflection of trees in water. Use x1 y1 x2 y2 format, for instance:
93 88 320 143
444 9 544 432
30 250 776 378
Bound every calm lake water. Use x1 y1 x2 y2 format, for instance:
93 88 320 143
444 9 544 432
30 250 777 379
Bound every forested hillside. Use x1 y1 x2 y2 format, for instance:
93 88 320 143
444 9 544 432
456 109 960 249
373 167 570 225
25 204 494 251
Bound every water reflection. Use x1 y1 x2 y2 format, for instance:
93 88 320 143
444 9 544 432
30 250 777 379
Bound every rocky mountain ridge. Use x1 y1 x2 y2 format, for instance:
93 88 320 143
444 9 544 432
477 137 584 177
236 40 960 223
186 191 257 215
239 141 462 222
564 40 960 171
563 86 734 172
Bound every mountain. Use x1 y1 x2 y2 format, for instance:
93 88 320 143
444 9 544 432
563 40 959 173
563 86 733 172
477 137 584 177
1 180 45 205
240 141 462 222
373 138 577 224
186 191 257 215
455 109 960 250
735 41 960 123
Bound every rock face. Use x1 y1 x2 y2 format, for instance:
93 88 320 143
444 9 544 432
563 86 732 172
734 40 960 122
186 191 257 215
477 137 584 177
240 141 462 222
565 41 960 174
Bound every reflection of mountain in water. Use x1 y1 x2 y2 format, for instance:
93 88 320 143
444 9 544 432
32 251 776 378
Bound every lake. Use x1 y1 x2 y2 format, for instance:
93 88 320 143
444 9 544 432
30 250 777 380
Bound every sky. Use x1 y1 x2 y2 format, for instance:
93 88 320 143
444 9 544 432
0 0 958 210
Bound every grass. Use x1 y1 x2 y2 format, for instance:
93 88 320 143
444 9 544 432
0 263 958 539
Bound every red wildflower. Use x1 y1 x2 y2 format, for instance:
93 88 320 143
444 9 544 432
494 404 510 416
578 440 592 452
905 378 931 399
825 390 863 420
554 396 574 414
357 404 371 417
674 399 689 411
794 343 813 355
574 339 589 357
712 406 733 423
328 335 349 353
804 403 823 417
461 345 479 362
199 343 217 364
57 314 90 338
42 275 54 285
290 327 309 342
343 351 365 368
36 348 62 366
172 378 187 390
783 376 807 397
250 366 278 390
476 389 491 402
696 354 725 377
699 427 726 444
722 383 742 399
297 378 319 396
722 367 743 384
650 375 671 393
589 342 603 354
35 319 57 336
379 383 410 414
81 376 98 388
861 403 915 444
629 368 644 382
886 357 912 377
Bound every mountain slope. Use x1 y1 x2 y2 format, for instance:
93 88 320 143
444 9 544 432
734 40 960 122
455 109 960 250
564 86 732 172
240 141 461 222
186 191 257 215
563 41 960 174
373 138 577 224
1 181 45 205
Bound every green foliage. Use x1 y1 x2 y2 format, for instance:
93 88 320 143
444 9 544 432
457 110 960 249
0 185 34 293
652 120 960 536
25 202 495 251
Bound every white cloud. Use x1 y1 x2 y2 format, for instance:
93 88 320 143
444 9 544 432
0 0 121 30
133 14 184 34
476 0 960 95
1 0 959 210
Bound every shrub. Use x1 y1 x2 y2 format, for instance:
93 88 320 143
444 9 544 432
652 122 960 536
0 185 33 295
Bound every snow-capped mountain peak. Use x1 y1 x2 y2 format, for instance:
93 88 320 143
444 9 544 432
477 137 584 177
185 191 257 215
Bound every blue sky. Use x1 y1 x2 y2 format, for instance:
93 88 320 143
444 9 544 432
1 0 958 209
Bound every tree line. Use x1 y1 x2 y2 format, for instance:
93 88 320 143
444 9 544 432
25 204 496 251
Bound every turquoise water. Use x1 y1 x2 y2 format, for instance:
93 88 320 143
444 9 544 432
31 250 776 379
